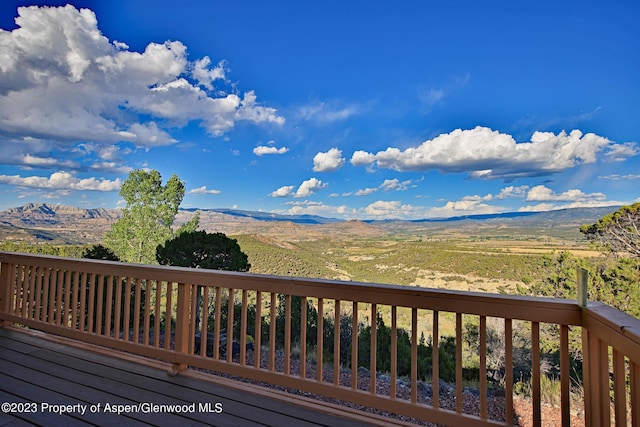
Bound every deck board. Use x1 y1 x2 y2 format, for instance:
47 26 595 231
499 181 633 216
0 328 383 427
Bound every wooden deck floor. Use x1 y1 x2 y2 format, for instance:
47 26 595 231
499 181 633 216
0 328 394 427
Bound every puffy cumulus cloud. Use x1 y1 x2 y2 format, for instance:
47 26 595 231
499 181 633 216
0 5 283 166
350 127 614 180
295 177 328 197
269 177 328 198
253 145 289 156
496 185 529 199
189 186 221 195
525 185 606 202
363 200 416 218
313 148 345 172
270 185 295 197
0 171 121 191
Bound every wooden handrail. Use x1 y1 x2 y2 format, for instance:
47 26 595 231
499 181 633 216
1 250 639 426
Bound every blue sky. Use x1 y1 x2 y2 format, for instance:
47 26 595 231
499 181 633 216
0 1 638 219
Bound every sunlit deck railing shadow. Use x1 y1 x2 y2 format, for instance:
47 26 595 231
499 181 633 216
1 251 639 426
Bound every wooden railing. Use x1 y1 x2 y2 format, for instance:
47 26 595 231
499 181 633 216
0 251 639 426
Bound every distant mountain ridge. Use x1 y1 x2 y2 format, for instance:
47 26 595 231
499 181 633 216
0 203 622 226
0 202 623 245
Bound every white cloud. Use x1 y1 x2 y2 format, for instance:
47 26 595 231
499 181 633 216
363 200 416 218
599 174 640 180
269 177 328 198
350 127 613 179
270 185 295 197
189 185 221 195
297 102 361 123
284 201 351 217
0 4 284 166
496 185 529 199
525 185 606 202
355 187 378 196
253 145 289 156
427 197 505 218
295 177 328 198
0 171 121 191
605 142 639 161
313 148 345 172
379 178 412 191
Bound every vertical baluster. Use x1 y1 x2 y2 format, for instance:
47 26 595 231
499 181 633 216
122 276 131 340
70 271 79 330
269 292 276 371
284 294 291 374
370 303 377 395
226 288 235 363
505 318 514 424
95 274 104 334
351 301 358 390
33 267 42 321
612 349 626 427
143 279 152 345
189 284 198 354
214 287 222 359
199 286 208 356
27 266 36 319
531 321 541 427
631 361 640 427
58 270 72 328
41 267 50 322
317 298 323 381
433 310 440 409
560 324 571 427
334 299 341 385
300 296 307 378
240 289 247 365
456 313 463 414
104 275 114 336
154 281 162 347
411 307 417 403
87 274 96 334
480 315 487 418
133 278 141 343
79 272 87 331
598 339 611 425
113 275 123 338
55 269 65 325
390 305 397 399
254 291 262 368
164 282 173 350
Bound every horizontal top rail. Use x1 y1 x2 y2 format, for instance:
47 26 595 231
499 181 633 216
0 250 583 325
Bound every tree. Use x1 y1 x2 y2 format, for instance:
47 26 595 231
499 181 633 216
156 230 250 271
156 230 251 331
104 170 188 264
82 244 120 261
580 203 640 257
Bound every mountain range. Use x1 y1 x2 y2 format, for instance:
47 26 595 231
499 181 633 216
0 203 621 245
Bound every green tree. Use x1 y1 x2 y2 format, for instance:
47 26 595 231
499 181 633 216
580 203 640 257
82 244 120 261
156 230 251 331
104 170 187 264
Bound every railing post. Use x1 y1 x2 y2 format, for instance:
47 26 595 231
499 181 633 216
169 282 191 376
0 260 11 328
577 267 588 308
